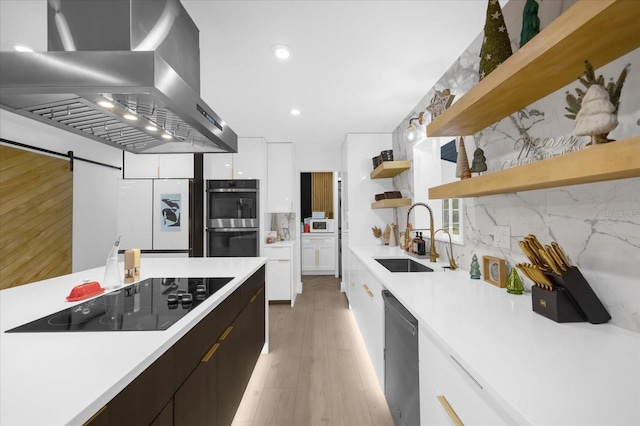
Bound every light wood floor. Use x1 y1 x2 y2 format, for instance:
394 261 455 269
232 275 394 426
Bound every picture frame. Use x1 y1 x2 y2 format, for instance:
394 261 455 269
483 256 506 288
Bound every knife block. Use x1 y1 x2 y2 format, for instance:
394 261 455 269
531 286 586 323
543 266 611 324
533 266 611 324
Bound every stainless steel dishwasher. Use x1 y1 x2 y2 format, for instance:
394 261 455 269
383 290 420 426
382 290 420 426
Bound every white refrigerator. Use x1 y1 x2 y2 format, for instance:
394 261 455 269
116 179 190 252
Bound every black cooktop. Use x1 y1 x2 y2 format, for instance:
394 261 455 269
5 277 233 333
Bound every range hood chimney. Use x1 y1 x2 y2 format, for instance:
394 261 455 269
0 0 237 154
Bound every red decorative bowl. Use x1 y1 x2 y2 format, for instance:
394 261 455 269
66 281 105 302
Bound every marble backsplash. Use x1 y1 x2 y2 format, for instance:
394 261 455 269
391 0 640 332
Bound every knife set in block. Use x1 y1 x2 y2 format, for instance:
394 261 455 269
532 267 610 324
124 249 141 284
517 235 610 324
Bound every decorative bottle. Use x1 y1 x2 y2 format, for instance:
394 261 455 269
103 236 122 290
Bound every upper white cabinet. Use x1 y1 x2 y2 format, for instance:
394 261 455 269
267 142 294 212
124 152 194 179
204 138 266 180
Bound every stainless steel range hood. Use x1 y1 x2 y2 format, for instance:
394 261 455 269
0 0 237 154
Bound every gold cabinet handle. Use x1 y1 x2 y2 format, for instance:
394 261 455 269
278 259 290 262
83 405 107 425
367 290 374 298
256 287 263 295
362 284 369 291
250 294 258 303
201 343 220 363
219 326 233 341
437 396 463 426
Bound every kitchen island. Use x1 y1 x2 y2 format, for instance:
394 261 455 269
349 245 640 425
0 256 267 426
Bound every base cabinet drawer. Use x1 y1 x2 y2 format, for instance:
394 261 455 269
419 326 513 425
419 364 456 426
85 267 266 426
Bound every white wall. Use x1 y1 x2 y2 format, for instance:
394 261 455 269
1 110 123 272
390 1 640 333
343 133 395 246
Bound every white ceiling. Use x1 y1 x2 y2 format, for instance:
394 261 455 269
182 1 491 152
0 1 493 153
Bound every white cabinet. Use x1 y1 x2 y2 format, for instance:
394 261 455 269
418 325 513 425
267 143 293 212
203 153 233 179
124 152 194 178
204 138 266 180
356 262 385 390
264 244 293 302
419 364 454 426
348 249 385 389
301 235 335 274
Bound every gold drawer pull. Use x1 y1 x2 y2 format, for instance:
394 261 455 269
250 294 258 303
437 396 463 426
367 290 374 298
278 259 290 262
362 284 369 291
219 326 233 341
201 343 220 363
256 287 263 295
83 405 107 425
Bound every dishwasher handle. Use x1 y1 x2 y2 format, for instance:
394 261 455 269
383 290 417 336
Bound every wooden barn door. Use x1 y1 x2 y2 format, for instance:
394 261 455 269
0 145 73 289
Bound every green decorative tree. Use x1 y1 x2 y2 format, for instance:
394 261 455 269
470 254 481 279
506 268 524 294
479 0 513 80
519 0 540 47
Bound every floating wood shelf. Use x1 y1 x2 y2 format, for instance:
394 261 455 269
371 198 412 209
370 160 411 179
427 0 640 137
428 137 640 199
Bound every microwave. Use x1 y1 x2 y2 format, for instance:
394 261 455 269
309 219 335 233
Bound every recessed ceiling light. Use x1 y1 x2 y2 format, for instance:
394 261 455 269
145 125 158 132
272 44 293 60
97 100 115 109
290 109 301 116
11 43 34 53
123 113 138 121
162 133 173 139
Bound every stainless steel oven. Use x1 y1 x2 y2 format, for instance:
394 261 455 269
206 180 259 257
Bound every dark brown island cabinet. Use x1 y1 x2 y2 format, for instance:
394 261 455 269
84 266 266 426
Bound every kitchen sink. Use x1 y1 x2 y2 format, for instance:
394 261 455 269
375 258 433 273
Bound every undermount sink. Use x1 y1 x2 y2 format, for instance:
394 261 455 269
375 258 433 273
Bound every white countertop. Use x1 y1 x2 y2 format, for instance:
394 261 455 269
0 257 267 426
351 245 640 425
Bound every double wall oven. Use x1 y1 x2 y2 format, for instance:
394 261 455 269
206 180 259 257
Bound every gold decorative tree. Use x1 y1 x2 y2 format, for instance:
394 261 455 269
455 137 471 180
